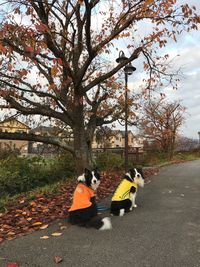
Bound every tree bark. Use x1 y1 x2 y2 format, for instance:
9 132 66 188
73 125 91 174
73 94 92 174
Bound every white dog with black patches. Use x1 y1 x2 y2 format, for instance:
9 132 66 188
110 168 145 216
68 168 112 230
77 169 100 191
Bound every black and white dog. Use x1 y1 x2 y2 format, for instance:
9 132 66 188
68 168 112 230
110 168 145 216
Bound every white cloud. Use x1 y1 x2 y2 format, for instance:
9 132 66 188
164 29 200 139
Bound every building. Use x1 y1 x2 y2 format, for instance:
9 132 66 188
29 126 73 154
92 130 144 151
0 118 30 154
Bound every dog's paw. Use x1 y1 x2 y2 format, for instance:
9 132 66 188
119 209 125 217
129 207 133 211
99 217 112 231
133 204 137 208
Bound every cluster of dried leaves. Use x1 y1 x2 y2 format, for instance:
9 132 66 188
0 168 158 245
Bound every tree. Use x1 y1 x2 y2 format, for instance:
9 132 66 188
95 126 113 149
140 99 186 158
0 0 199 173
175 136 199 152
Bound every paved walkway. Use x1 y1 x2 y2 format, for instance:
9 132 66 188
1 160 200 267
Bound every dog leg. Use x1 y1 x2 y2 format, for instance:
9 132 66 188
119 209 125 216
130 192 137 208
99 217 112 230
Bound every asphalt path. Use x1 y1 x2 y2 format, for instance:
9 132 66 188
1 160 200 267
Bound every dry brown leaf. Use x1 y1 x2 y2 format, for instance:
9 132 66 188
15 209 23 213
51 232 62 237
3 224 11 229
30 201 37 206
60 226 67 230
54 256 63 264
7 231 15 236
40 224 49 230
40 235 50 240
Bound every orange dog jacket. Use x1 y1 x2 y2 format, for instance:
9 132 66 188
69 183 95 211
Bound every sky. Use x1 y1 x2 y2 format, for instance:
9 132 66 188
164 29 200 139
127 0 200 140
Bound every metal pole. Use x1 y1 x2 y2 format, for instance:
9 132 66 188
125 73 128 172
198 132 200 149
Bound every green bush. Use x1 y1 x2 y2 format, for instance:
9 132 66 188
0 153 76 197
49 153 75 178
140 150 168 166
96 152 124 171
0 146 20 160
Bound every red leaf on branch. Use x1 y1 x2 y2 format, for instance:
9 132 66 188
25 46 34 53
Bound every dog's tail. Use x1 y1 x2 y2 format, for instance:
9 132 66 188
99 217 112 231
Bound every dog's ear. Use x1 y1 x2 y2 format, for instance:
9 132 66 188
137 168 145 179
128 168 136 179
84 168 91 175
93 167 100 174
94 168 101 180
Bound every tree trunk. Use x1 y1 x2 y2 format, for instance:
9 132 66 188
73 94 92 174
74 126 91 174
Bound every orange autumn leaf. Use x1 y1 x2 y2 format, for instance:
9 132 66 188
0 44 7 54
32 222 43 226
48 83 56 90
30 201 37 206
145 0 154 5
51 66 59 76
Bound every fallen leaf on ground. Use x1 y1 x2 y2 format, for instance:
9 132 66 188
54 256 63 264
40 235 50 240
6 263 20 267
7 231 15 236
32 222 43 226
60 226 67 230
40 224 49 230
51 232 62 237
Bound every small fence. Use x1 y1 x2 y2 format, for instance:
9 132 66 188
92 147 144 164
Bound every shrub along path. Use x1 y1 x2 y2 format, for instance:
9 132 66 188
0 168 159 244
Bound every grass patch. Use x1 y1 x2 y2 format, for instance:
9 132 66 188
140 151 200 167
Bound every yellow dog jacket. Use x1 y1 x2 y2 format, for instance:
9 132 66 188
112 179 138 201
69 183 95 211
